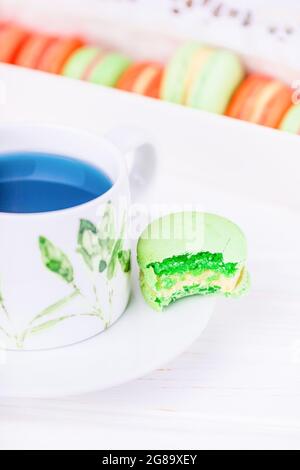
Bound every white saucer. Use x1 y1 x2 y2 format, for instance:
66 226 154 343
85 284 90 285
0 263 216 398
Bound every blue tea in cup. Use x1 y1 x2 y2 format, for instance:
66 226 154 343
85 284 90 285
0 151 112 213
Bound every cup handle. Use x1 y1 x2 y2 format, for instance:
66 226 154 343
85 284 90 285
105 126 156 200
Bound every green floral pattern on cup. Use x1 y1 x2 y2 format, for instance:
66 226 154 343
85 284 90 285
39 236 75 283
0 201 131 349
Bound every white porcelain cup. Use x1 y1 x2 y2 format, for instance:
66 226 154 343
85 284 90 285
0 123 155 351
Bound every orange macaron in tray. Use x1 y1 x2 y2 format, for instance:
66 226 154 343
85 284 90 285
0 21 299 135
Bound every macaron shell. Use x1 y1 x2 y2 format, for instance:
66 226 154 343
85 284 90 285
137 212 247 270
117 62 163 98
187 50 244 114
237 76 271 124
228 268 250 298
37 37 83 74
62 46 102 79
88 53 131 87
160 42 201 104
14 34 55 68
182 47 215 104
279 105 300 134
0 22 8 31
139 271 161 311
226 75 268 119
117 63 147 90
257 83 292 128
141 66 163 98
0 25 29 63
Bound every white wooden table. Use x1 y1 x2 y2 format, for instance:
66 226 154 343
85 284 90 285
0 66 299 450
1 290 300 450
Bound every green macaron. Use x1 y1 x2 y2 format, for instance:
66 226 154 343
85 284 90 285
88 53 132 87
186 49 245 114
62 46 102 79
279 105 300 134
160 42 201 104
161 42 244 114
137 212 249 311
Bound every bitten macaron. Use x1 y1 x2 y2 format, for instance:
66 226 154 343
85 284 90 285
227 74 292 128
161 42 244 114
117 62 164 98
137 212 249 311
279 105 300 134
0 24 30 63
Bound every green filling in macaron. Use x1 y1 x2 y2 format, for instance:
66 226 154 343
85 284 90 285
154 285 221 309
147 251 238 277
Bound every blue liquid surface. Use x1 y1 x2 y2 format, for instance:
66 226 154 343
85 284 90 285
0 152 112 213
